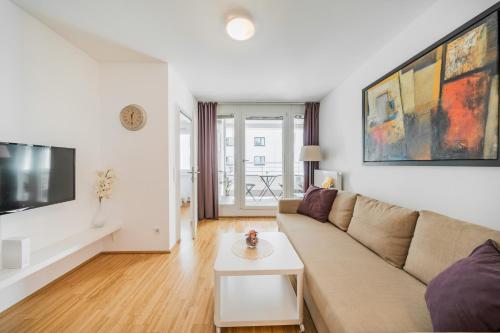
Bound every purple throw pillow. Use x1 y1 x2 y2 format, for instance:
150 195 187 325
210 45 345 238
425 239 500 332
297 186 337 222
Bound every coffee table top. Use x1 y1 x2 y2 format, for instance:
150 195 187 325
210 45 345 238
214 232 303 275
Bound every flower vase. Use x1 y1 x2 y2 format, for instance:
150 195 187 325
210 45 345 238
92 201 106 228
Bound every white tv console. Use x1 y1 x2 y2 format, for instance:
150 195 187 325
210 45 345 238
0 222 122 290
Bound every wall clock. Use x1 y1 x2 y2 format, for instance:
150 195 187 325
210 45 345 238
119 104 147 131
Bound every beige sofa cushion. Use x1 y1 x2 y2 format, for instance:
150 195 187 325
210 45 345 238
328 191 357 231
278 198 302 214
404 210 500 285
277 213 432 333
347 196 419 268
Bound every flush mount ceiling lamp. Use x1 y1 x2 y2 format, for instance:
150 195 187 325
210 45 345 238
226 16 255 41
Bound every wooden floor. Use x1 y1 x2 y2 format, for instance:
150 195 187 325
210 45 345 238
0 215 317 333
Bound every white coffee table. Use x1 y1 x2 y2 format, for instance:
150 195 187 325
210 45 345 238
213 232 304 332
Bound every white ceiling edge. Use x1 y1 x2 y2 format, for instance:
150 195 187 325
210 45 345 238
14 2 164 63
11 0 439 102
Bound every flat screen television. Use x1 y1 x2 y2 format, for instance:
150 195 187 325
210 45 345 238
0 142 75 215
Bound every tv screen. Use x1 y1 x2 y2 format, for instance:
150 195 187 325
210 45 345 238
0 143 75 215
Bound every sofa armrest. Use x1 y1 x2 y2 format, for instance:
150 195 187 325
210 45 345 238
278 199 302 214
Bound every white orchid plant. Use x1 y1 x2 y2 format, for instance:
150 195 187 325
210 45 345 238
96 169 116 203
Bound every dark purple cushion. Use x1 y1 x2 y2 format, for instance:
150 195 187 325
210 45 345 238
297 186 337 222
425 239 500 332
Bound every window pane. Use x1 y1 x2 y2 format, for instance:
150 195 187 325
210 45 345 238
217 115 235 205
294 115 304 197
245 117 283 207
253 156 265 165
254 137 265 146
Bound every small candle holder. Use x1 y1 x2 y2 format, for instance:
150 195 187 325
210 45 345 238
245 229 259 249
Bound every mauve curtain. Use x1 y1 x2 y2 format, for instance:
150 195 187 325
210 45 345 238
198 102 219 220
303 102 320 190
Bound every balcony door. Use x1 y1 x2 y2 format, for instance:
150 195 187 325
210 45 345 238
243 115 284 208
217 104 304 216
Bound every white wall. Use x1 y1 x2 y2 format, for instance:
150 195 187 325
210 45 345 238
100 63 171 251
0 0 103 311
0 2 197 312
168 67 197 244
319 0 500 230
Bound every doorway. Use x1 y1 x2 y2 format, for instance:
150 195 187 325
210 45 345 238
243 115 284 208
217 104 305 216
178 110 198 240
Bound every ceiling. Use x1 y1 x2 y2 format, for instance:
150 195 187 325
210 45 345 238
14 0 436 102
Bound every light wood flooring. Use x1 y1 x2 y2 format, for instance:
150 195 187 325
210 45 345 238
0 214 317 333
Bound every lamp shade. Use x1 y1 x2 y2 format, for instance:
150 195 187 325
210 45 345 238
0 145 10 158
300 145 322 161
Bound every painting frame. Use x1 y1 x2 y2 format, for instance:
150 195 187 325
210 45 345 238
362 2 500 167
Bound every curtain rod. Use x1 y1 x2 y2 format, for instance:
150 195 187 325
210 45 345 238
216 102 307 105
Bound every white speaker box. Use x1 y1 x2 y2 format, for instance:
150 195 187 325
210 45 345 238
2 237 30 269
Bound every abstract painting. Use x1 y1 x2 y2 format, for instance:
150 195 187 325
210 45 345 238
363 10 499 166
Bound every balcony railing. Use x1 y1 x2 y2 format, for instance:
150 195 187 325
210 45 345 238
218 161 304 204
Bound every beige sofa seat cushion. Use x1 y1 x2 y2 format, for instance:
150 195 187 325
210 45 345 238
347 196 419 268
277 213 432 333
328 191 357 231
404 210 500 285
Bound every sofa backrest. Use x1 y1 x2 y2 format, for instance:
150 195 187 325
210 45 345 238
347 195 419 268
404 210 500 285
328 190 357 231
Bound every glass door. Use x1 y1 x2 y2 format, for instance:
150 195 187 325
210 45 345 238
217 114 235 205
217 104 304 215
243 115 284 208
293 114 305 197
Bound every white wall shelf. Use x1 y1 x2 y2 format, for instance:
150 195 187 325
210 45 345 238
0 222 122 290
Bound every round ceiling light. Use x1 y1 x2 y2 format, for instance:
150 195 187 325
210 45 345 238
226 17 255 41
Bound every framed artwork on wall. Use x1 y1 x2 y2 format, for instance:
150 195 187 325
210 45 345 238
362 4 500 166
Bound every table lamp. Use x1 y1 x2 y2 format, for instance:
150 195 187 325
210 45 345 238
299 145 322 162
300 145 322 189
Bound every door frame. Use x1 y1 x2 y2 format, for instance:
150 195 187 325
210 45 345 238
239 109 286 211
218 104 304 216
190 108 199 238
176 107 198 240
